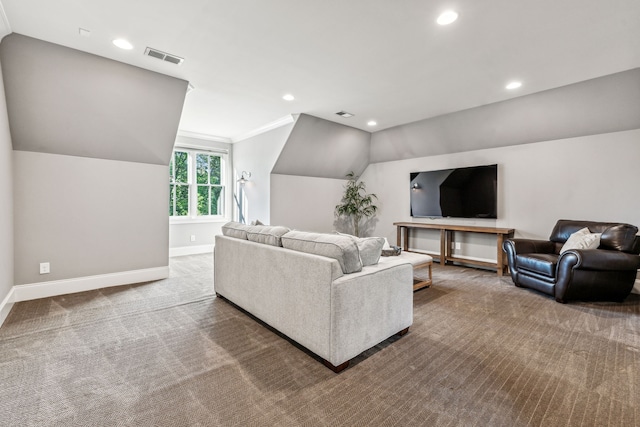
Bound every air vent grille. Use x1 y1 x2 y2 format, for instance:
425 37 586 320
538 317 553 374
144 47 184 65
335 111 354 118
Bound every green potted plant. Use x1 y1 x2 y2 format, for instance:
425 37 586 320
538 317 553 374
335 172 378 237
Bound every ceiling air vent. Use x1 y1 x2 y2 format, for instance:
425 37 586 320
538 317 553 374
144 47 184 65
335 111 354 118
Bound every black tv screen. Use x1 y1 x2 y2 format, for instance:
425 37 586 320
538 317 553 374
410 164 497 219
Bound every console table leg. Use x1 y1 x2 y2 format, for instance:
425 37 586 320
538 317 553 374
403 227 409 251
497 234 504 276
439 229 446 265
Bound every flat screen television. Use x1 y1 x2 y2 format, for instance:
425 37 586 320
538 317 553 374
410 164 497 219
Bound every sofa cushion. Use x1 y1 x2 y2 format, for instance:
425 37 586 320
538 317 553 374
336 232 385 266
281 231 362 274
560 228 601 254
221 221 251 239
600 224 639 253
246 225 290 247
516 253 558 278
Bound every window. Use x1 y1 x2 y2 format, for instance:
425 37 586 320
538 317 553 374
169 149 226 219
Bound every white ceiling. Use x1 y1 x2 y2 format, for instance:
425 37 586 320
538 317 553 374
1 0 639 141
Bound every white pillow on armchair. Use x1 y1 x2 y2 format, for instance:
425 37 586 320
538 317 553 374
560 227 602 253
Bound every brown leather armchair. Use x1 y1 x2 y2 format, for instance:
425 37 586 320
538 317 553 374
503 220 640 303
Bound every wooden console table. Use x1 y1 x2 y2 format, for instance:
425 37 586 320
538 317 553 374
394 222 515 276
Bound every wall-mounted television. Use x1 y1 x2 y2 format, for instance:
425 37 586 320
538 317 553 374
410 164 497 219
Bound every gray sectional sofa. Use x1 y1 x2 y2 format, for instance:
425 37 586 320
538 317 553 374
213 222 414 372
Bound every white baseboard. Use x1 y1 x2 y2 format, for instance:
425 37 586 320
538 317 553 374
0 287 15 328
169 244 214 257
633 278 640 295
12 266 170 303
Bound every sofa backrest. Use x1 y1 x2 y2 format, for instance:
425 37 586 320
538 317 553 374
549 219 639 253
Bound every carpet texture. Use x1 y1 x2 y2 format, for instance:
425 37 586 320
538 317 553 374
1 254 639 426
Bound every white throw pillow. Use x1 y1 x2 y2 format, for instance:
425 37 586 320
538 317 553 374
560 228 602 253
382 238 391 250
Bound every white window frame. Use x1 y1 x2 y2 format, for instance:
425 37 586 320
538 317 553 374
169 147 228 223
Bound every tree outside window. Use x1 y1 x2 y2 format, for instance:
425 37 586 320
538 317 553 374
169 151 189 216
170 150 226 218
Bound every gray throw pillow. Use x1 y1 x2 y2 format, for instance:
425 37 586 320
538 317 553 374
246 225 290 247
281 231 362 274
221 221 251 239
336 232 385 266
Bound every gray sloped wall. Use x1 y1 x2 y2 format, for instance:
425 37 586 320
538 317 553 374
0 33 187 165
272 113 371 179
370 68 640 163
1 34 187 286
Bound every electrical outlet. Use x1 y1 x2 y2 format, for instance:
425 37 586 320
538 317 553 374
39 262 50 274
455 242 461 250
190 235 196 242
451 242 455 250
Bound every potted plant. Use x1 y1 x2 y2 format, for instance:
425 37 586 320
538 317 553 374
335 172 378 237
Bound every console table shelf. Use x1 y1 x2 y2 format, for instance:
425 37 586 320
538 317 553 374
393 222 515 276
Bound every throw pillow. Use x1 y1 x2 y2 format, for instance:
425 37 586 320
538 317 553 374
246 225 290 247
335 232 385 266
560 227 601 253
250 219 264 226
281 231 362 274
221 221 251 240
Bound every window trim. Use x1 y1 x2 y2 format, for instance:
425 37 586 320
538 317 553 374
169 147 229 223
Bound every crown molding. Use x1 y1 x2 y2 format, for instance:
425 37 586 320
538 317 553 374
232 115 295 143
176 129 232 144
0 1 11 38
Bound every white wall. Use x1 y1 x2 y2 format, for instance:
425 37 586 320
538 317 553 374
13 151 169 285
271 174 347 233
233 121 294 225
362 129 640 261
0 60 13 318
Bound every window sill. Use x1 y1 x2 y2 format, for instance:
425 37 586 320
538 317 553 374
170 217 230 225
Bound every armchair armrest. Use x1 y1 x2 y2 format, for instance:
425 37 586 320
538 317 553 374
502 238 556 284
561 249 640 271
503 239 555 255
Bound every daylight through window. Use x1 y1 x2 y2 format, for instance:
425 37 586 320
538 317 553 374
169 149 226 218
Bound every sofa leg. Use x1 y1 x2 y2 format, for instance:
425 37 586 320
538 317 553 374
397 327 409 336
322 359 350 373
555 297 567 304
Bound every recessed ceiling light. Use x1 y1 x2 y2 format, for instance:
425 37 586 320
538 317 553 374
282 94 295 101
437 10 458 25
112 39 133 50
367 120 377 126
506 81 522 90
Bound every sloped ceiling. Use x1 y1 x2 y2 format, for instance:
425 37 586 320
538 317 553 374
370 68 640 162
0 0 638 140
272 113 370 179
0 34 187 165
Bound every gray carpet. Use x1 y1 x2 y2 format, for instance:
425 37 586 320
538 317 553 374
1 254 639 426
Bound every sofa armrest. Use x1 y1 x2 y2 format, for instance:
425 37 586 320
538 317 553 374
561 249 640 271
503 238 556 285
329 261 413 366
